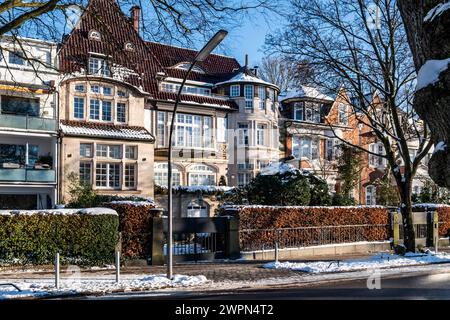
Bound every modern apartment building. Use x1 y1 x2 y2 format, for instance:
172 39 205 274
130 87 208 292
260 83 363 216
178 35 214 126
0 36 59 209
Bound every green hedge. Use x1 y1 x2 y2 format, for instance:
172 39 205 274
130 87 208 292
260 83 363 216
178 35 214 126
0 210 119 266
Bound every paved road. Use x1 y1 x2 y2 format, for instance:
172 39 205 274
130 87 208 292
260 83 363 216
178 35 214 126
91 271 450 300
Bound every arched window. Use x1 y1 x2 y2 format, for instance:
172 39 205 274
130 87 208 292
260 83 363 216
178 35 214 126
174 62 205 74
154 163 181 187
188 164 215 186
124 42 135 51
186 200 209 217
365 185 376 205
88 30 101 41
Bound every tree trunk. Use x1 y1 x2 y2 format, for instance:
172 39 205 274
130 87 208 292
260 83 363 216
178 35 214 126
399 182 416 252
397 0 450 188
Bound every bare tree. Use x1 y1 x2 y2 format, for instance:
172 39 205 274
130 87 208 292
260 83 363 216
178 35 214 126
257 55 302 92
396 0 450 189
266 0 434 252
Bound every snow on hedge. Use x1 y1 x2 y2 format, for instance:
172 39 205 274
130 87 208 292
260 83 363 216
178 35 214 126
108 201 155 207
173 185 235 193
0 274 208 299
263 252 450 273
0 208 118 216
222 204 387 210
416 58 450 91
424 1 450 22
412 203 450 209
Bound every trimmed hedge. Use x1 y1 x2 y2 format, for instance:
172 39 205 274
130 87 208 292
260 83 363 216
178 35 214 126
222 206 391 248
103 202 158 259
0 209 119 266
439 207 450 237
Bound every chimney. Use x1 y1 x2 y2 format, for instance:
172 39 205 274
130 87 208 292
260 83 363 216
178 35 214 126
130 6 141 33
253 65 259 76
244 54 249 68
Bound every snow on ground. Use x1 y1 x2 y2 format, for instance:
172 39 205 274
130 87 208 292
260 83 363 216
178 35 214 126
0 208 118 216
416 58 450 91
424 1 450 22
0 274 208 299
263 252 450 273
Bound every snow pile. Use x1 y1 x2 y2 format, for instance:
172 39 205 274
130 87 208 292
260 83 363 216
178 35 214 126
416 58 450 91
280 86 334 102
0 274 208 299
108 201 155 207
413 203 450 209
0 207 118 216
263 252 450 273
259 161 300 176
424 1 450 22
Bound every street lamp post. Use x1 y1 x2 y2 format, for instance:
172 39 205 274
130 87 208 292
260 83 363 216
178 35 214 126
166 30 228 279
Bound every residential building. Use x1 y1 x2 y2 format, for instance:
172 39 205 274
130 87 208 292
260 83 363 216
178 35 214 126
0 36 59 209
57 0 155 202
215 60 280 187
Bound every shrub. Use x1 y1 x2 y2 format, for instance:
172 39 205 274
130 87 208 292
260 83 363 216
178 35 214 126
103 202 158 259
0 209 119 266
332 193 356 206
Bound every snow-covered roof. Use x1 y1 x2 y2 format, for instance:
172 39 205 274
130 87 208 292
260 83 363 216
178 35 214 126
60 120 155 141
279 86 334 102
215 71 279 89
259 161 300 176
0 207 118 216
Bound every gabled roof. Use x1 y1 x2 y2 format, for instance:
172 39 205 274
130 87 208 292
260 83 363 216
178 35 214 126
58 0 237 109
279 86 334 102
60 120 155 141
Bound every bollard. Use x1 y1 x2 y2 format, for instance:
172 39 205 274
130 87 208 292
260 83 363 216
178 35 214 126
274 241 279 263
55 252 60 289
115 251 120 283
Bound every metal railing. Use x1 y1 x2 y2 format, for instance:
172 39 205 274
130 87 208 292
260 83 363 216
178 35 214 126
163 233 221 256
239 224 390 252
399 224 428 239
0 168 56 183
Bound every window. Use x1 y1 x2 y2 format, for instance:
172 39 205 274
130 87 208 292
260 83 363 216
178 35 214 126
125 146 137 159
244 85 254 110
257 124 266 145
365 185 376 205
75 84 85 92
91 85 100 93
326 139 336 161
96 144 108 157
109 145 121 159
116 103 126 123
157 111 165 147
258 87 266 110
0 95 39 116
74 97 84 119
9 51 26 65
117 90 127 98
294 103 304 120
188 164 215 186
154 163 180 187
90 99 100 120
80 143 93 157
102 100 112 121
338 104 348 125
95 163 120 188
88 57 110 76
89 30 101 41
124 164 136 188
160 83 211 96
238 161 253 170
292 136 320 160
0 144 38 166
268 89 275 111
256 160 268 170
238 173 252 186
230 85 240 97
369 142 385 167
173 113 210 148
203 116 212 148
238 123 249 146
413 185 422 195
103 87 112 96
79 162 92 185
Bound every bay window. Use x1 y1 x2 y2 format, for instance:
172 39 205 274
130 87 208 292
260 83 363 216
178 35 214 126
238 123 249 146
154 163 180 187
95 163 120 188
157 111 165 147
244 85 254 110
188 164 215 186
230 85 240 97
73 97 84 119
258 87 266 110
116 103 126 123
257 124 266 146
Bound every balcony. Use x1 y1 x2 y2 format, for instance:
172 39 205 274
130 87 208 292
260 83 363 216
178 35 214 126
0 168 56 183
0 114 56 132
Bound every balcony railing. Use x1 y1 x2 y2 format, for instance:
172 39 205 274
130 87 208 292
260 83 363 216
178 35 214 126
0 114 56 132
0 168 56 183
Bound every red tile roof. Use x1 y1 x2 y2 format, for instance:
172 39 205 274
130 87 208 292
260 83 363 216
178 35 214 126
58 0 238 109
60 120 154 141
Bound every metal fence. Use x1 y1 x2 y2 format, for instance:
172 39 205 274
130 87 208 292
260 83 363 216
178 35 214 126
399 224 428 239
163 233 222 256
239 224 390 252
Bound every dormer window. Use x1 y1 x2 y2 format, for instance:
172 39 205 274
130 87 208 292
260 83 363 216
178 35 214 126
124 42 135 51
88 30 101 41
174 62 205 74
88 57 110 76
